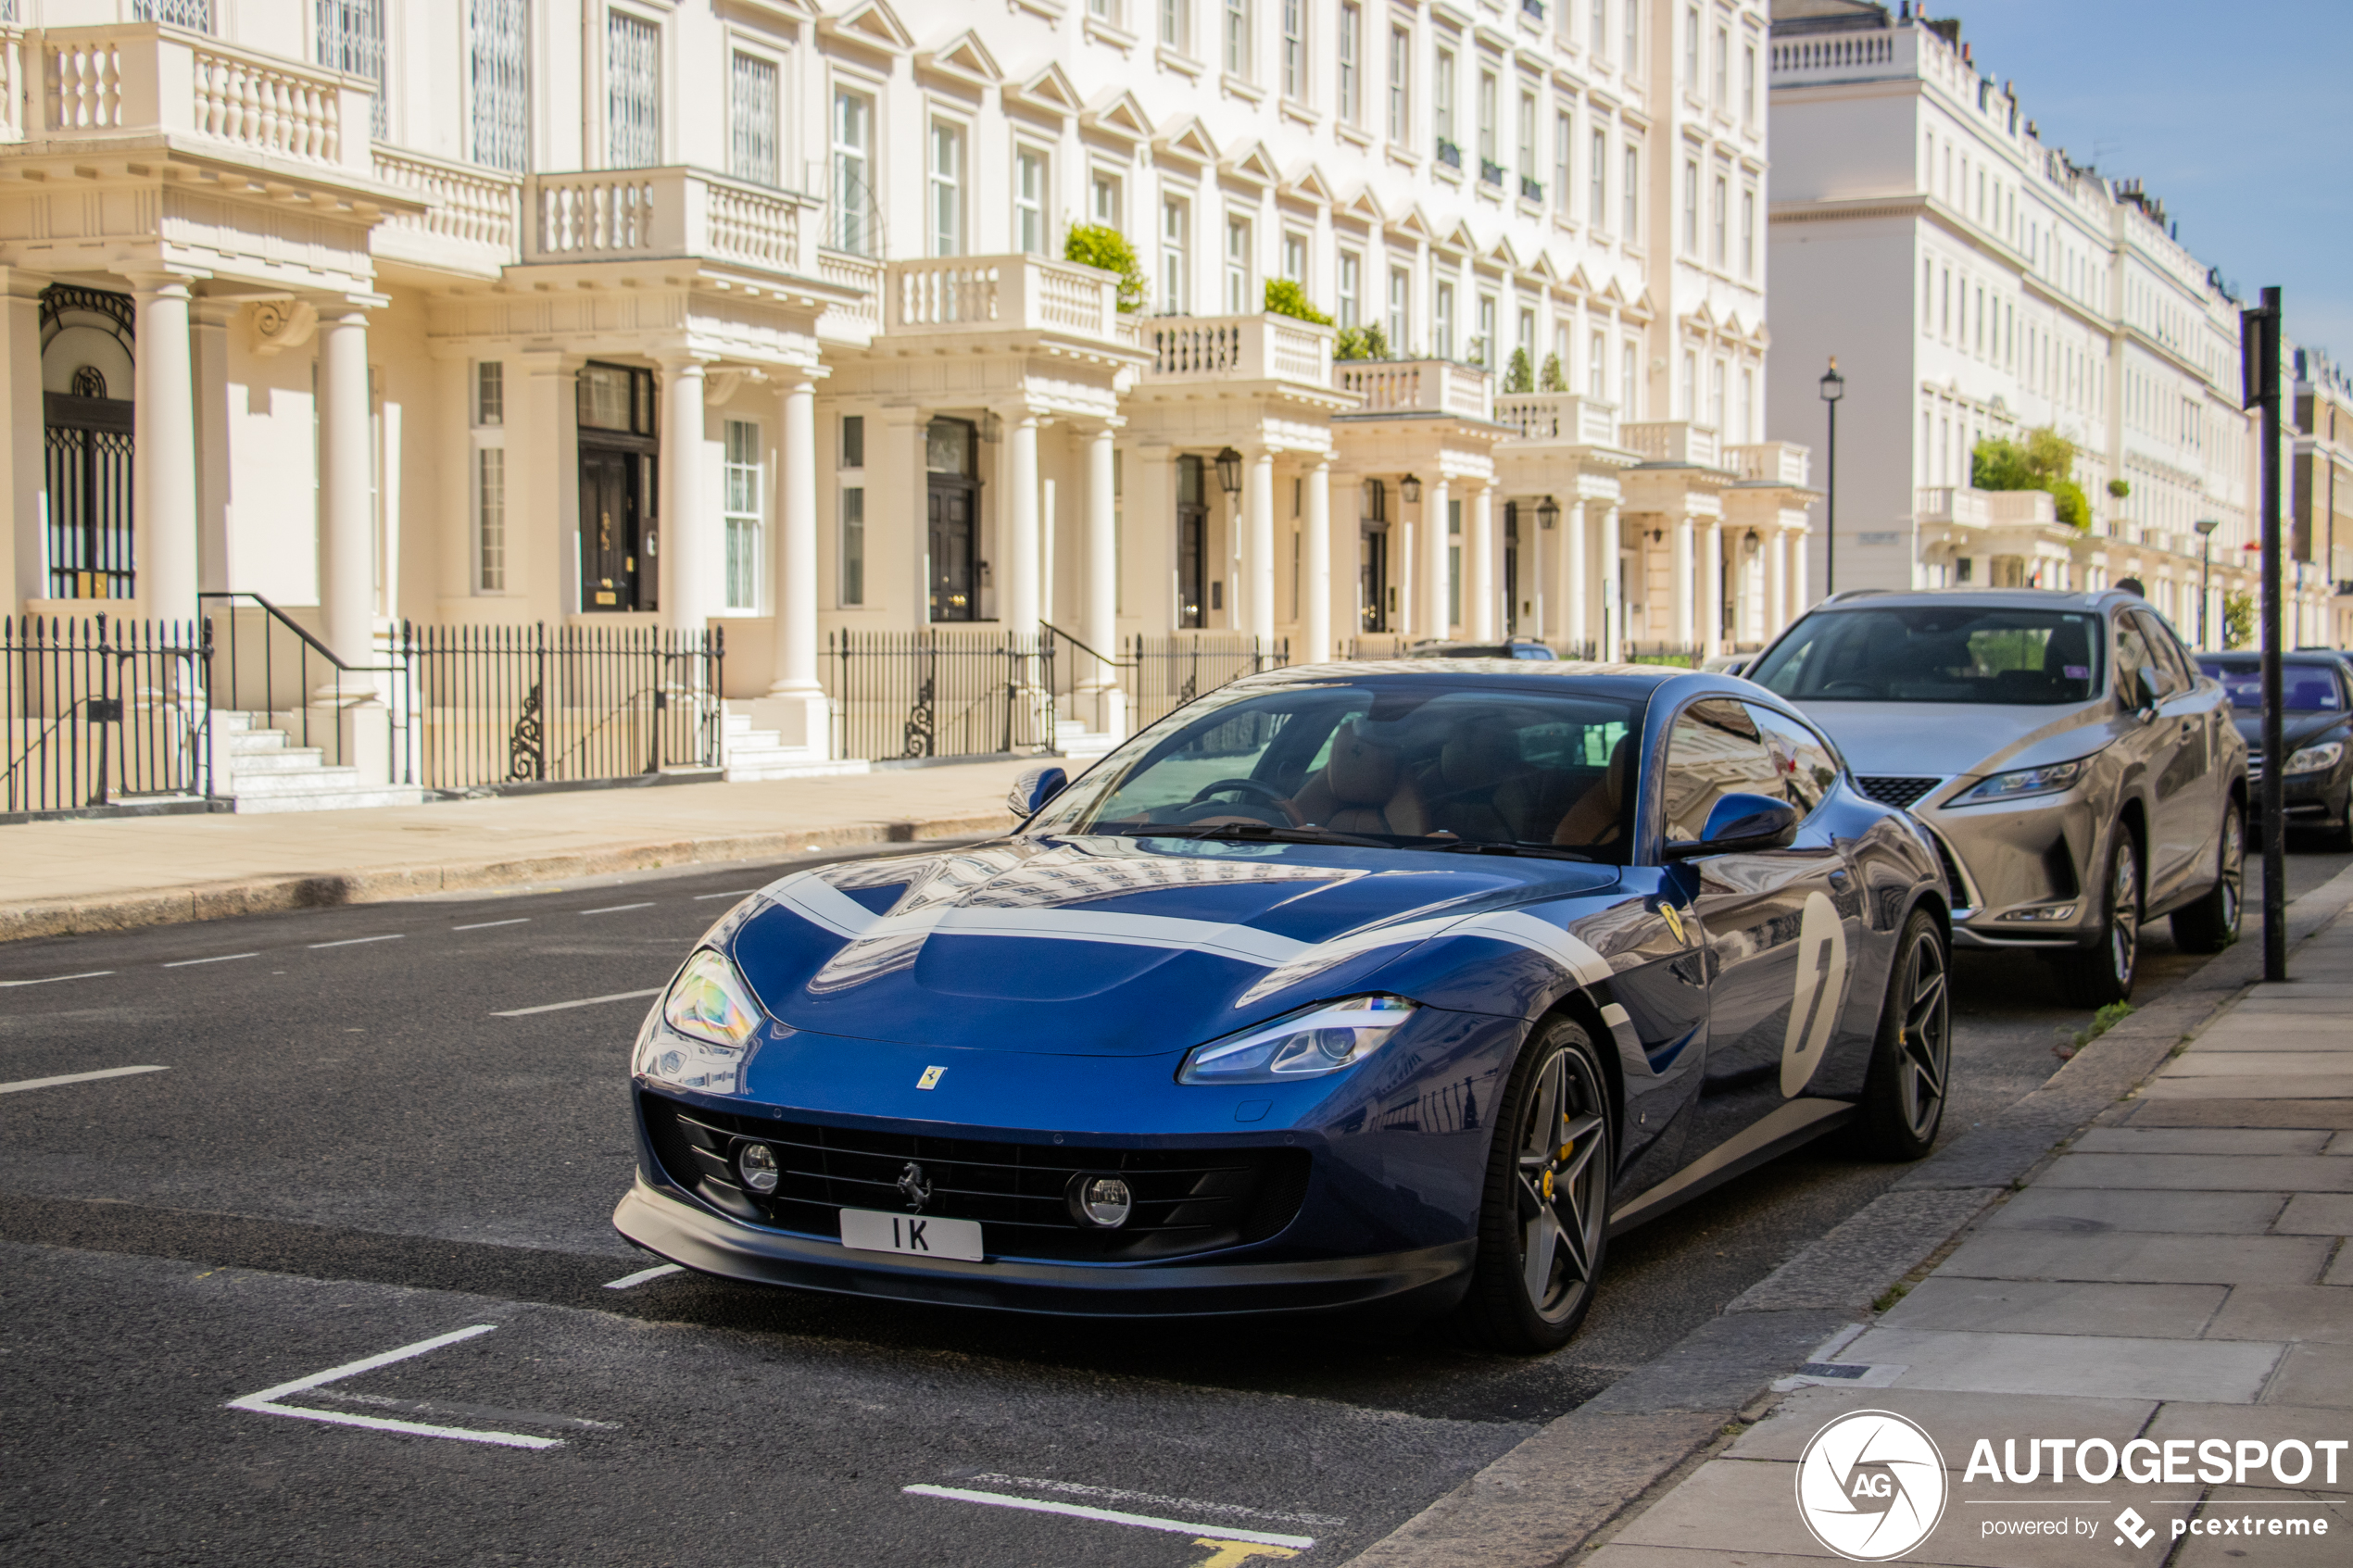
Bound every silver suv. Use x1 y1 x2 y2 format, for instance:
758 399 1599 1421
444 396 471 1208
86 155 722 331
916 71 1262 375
1744 588 2246 1005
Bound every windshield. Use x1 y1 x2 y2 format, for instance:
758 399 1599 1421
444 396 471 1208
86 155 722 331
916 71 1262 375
1750 607 2104 706
2200 659 2345 712
1028 681 1645 859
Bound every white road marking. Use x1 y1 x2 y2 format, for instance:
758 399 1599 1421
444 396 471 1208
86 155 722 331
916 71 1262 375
0 971 113 988
965 1474 1343 1529
164 952 258 968
224 1323 564 1450
308 935 403 949
602 1263 686 1290
693 890 758 901
0 1065 169 1096
491 987 662 1018
578 902 656 916
452 919 531 932
903 1486 1315 1550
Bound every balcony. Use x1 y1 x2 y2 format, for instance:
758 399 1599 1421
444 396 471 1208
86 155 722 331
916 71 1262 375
1519 175 1543 203
30 23 374 178
1623 421 1720 468
883 254 1128 347
1479 158 1506 188
1436 138 1463 171
1139 313 1336 389
1494 392 1618 446
371 145 521 277
1915 486 1992 528
1336 358 1491 420
1724 441 1812 487
524 167 818 278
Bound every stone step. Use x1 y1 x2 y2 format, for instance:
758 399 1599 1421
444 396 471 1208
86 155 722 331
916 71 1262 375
227 746 331 774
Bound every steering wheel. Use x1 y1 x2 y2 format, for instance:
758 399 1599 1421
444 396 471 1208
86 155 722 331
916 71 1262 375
1821 681 1878 699
1189 778 1289 808
1170 777 1299 829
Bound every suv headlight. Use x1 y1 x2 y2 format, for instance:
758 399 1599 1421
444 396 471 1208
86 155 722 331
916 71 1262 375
2285 741 2344 776
637 948 764 1093
1956 758 2090 805
1177 996 1418 1084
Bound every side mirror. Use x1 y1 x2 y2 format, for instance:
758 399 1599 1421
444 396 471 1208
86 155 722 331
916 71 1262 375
1008 764 1069 820
1665 792 1802 859
2135 664 2164 718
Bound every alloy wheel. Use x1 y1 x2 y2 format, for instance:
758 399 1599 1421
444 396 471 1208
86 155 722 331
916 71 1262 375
2109 837 2141 989
1513 1046 1610 1323
1894 926 1950 1140
2218 807 2244 934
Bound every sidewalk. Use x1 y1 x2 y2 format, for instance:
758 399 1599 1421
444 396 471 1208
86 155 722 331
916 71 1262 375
1572 922 2353 1565
0 760 1037 942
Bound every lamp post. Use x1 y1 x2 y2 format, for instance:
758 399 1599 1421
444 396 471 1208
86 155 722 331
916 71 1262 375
1214 446 1243 500
1536 495 1560 531
2195 518 2221 648
1818 358 1844 599
2242 286 2284 982
1400 472 1423 505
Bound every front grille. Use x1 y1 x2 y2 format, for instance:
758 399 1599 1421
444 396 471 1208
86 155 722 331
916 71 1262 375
1856 775 1943 809
641 1090 1312 1262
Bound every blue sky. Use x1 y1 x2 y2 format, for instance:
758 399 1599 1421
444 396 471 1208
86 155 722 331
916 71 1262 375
1933 0 2353 366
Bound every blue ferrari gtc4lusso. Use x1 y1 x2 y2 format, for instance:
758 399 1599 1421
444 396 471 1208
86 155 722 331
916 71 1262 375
614 661 1952 1351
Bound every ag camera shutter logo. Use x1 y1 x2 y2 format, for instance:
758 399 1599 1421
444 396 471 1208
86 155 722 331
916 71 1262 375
1794 1410 1949 1561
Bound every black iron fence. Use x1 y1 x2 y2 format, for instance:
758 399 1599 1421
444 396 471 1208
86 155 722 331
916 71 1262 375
3 615 211 818
827 630 1060 761
203 592 409 775
1128 634 1289 732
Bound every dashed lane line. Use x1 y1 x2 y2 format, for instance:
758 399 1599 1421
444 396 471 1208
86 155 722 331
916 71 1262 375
308 935 405 949
163 953 258 968
452 919 531 932
902 1486 1317 1550
225 1323 565 1450
602 1263 686 1290
0 971 113 987
0 1065 169 1096
492 987 662 1018
578 903 657 916
693 890 759 901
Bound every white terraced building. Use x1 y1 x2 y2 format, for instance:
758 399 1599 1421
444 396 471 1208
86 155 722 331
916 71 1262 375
0 0 1812 805
1764 0 2331 648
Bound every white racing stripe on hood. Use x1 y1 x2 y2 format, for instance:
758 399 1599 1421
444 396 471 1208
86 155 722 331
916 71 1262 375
1450 909 1615 988
759 871 878 939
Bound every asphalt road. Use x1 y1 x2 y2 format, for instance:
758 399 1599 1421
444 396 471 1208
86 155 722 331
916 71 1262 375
3 839 2346 1566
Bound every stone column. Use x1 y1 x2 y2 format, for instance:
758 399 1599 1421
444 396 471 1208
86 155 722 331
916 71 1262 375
755 374 828 754
1424 477 1452 637
657 356 710 636
1702 515 1724 657
131 276 198 627
1767 523 1789 638
1245 448 1276 647
1468 483 1496 639
316 307 374 677
1596 504 1622 661
1792 526 1811 614
1079 423 1124 735
1302 457 1332 662
1001 408 1040 633
1562 498 1589 654
1672 513 1695 649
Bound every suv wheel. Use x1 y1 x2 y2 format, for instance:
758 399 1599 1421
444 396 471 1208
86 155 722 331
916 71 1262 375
2055 828 2140 1009
2171 800 2244 955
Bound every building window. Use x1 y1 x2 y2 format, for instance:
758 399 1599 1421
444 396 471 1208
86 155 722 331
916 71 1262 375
1282 231 1308 283
832 87 875 255
1743 43 1756 123
469 0 531 172
730 51 779 186
1682 5 1698 91
606 9 661 168
1712 26 1727 108
1225 0 1251 77
1554 110 1571 216
1475 293 1495 369
1681 160 1698 254
1434 281 1454 360
1337 250 1360 327
1589 329 1605 397
1591 0 1606 62
929 120 964 257
1711 174 1726 268
1162 0 1187 49
1338 4 1361 125
1225 215 1252 313
1161 196 1190 313
1622 141 1639 234
1517 90 1538 195
1623 0 1638 68
1387 266 1410 352
1477 69 1497 169
1740 367 1755 444
1680 349 1696 420
1740 186 1755 278
1387 26 1410 143
1284 0 1307 99
475 361 505 428
318 0 388 137
1621 339 1638 415
1091 169 1122 230
1516 307 1535 365
472 361 506 595
1709 358 1725 432
1434 46 1455 159
1015 146 1048 256
723 420 762 611
1589 127 1606 227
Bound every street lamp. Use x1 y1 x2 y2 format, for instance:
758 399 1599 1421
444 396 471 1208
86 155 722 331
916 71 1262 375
1536 495 1561 531
1214 446 1244 499
1818 358 1845 597
2195 518 2221 648
1400 472 1423 505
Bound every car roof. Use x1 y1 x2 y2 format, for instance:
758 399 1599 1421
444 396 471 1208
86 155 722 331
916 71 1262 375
1227 659 1768 704
1809 587 2139 615
2200 649 2345 664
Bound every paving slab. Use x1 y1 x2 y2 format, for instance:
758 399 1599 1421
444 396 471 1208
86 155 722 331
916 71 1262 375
2170 1488 2352 1568
2264 1343 2353 1406
2034 1153 2353 1193
2207 1286 2353 1344
2138 1074 2353 1099
1938 1232 2333 1286
2330 1131 2353 1155
2246 983 2353 997
2073 1128 2333 1154
2165 1052 2353 1075
1723 1386 2158 1463
1982 1188 2287 1236
1837 1327 2284 1402
2273 1193 2353 1234
1876 1278 2226 1339
2145 1406 2353 1489
2331 1249 2353 1287
2212 997 2353 1014
2120 1100 2353 1130
2177 1026 2353 1051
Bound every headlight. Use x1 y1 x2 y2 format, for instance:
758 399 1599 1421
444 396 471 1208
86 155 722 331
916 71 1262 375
1177 996 1418 1085
1956 758 2090 805
2285 741 2345 776
637 948 764 1094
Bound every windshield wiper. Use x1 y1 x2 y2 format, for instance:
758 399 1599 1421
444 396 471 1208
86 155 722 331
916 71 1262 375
1118 822 1395 848
1428 840 1598 863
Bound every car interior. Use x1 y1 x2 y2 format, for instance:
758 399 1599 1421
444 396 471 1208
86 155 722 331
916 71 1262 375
1753 608 2105 706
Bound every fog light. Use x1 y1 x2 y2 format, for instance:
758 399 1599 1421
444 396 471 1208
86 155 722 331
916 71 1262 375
736 1142 781 1194
1997 905 2076 922
1069 1173 1133 1228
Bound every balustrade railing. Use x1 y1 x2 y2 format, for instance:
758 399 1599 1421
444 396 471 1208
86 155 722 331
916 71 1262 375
1621 420 1720 468
523 166 812 274
37 25 369 170
885 255 1123 343
1143 313 1335 385
1336 358 1491 420
371 144 520 269
1723 440 1812 486
1493 392 1619 445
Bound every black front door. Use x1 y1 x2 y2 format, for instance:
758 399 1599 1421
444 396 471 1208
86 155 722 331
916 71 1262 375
1360 529 1388 633
1504 504 1521 633
928 476 976 621
579 448 652 611
1177 503 1208 629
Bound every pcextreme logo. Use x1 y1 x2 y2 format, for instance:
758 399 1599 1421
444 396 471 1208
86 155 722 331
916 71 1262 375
1795 1411 1950 1562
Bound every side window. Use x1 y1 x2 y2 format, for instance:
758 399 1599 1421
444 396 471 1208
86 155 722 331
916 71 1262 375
2113 615 2162 705
1747 703 1840 817
2131 610 2192 696
1662 698 1781 843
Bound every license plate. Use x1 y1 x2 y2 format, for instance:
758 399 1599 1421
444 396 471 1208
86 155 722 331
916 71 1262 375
838 1207 984 1262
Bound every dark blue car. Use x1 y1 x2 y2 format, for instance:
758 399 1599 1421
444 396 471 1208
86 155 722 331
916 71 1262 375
614 662 1952 1352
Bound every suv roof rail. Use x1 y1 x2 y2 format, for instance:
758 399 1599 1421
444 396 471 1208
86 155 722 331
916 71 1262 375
1821 588 1889 603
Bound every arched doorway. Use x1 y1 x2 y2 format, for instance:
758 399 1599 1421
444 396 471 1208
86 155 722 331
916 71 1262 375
40 285 138 600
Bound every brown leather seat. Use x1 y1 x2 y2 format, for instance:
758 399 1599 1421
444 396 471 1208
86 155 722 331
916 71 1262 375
1425 718 1530 841
1549 735 1632 849
1289 720 1429 836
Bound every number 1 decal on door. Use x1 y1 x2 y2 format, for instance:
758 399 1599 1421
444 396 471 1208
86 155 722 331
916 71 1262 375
1780 891 1850 1098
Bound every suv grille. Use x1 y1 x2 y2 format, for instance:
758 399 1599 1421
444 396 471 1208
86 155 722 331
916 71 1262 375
640 1090 1312 1262
1856 775 1943 809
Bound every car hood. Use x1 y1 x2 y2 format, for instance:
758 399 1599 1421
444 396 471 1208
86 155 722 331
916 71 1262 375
2233 710 2349 754
1792 700 2120 781
723 834 1625 1057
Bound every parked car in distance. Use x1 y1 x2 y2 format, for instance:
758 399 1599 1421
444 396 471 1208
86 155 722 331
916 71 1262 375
1699 655 1750 676
2201 651 2353 851
1745 588 2246 1007
1405 638 1557 659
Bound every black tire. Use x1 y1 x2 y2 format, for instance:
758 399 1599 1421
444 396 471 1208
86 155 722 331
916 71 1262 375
1453 1017 1614 1354
2171 798 2245 954
1851 909 1951 1160
2054 827 2141 1009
